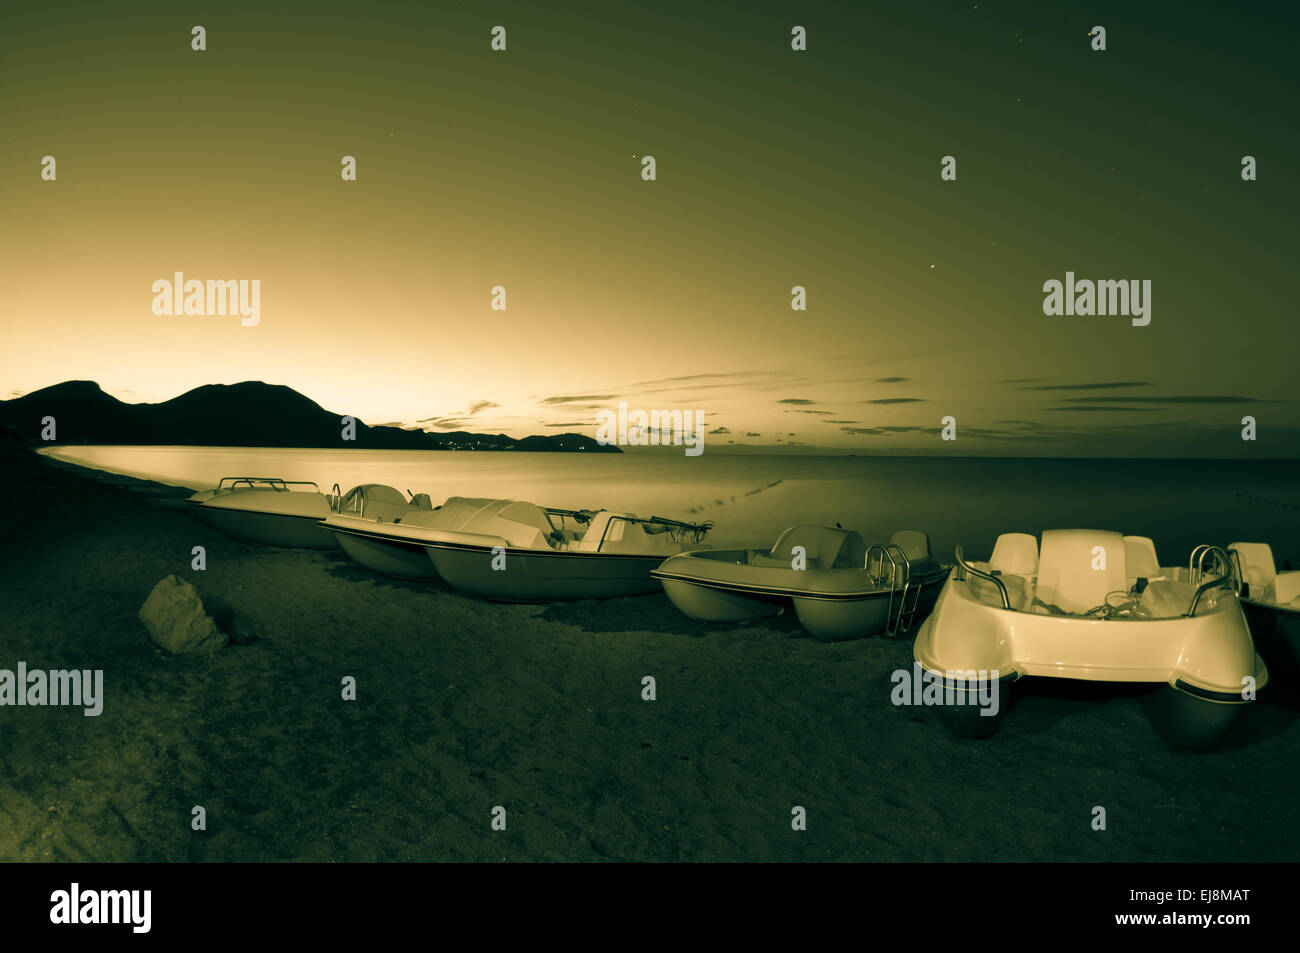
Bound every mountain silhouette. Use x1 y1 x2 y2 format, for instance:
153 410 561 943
0 381 618 452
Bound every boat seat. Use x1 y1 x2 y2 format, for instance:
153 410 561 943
1034 529 1128 615
1227 541 1300 604
756 525 867 570
576 512 629 552
983 532 1037 610
1123 535 1160 580
989 532 1038 575
889 530 931 561
409 493 433 510
1229 542 1276 594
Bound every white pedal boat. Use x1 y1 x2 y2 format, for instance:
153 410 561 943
914 530 1270 749
321 493 490 581
188 477 342 549
651 526 948 640
377 498 713 601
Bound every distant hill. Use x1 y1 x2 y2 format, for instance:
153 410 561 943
0 381 618 453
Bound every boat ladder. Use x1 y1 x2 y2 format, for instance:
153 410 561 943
867 543 917 638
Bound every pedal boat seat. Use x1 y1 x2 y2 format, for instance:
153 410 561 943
1033 529 1128 615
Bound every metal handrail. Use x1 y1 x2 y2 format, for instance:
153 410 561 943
1188 543 1215 582
592 513 714 552
954 544 1011 610
217 476 321 493
1195 545 1236 587
1184 544 1239 617
866 543 914 638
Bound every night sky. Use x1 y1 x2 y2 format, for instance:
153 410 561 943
2 1 1296 455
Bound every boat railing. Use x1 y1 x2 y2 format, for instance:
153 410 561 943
1185 544 1238 617
215 476 321 493
1188 543 1232 584
866 543 915 637
591 514 714 551
954 545 1011 610
334 483 372 517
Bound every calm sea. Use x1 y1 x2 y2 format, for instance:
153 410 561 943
41 446 1300 563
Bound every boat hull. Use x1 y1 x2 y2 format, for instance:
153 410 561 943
200 505 337 549
915 568 1270 748
425 542 667 601
653 549 947 640
329 524 439 580
1242 600 1300 704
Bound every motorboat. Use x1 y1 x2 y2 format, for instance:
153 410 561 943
651 526 948 640
321 493 486 581
189 477 409 551
913 530 1270 749
1228 541 1300 698
385 497 713 601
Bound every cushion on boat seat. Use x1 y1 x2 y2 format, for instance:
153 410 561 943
1123 535 1160 579
409 493 433 510
1034 529 1128 615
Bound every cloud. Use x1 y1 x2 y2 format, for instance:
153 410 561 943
418 416 472 428
1046 407 1161 413
711 426 731 434
824 419 859 424
875 376 909 383
1062 395 1272 404
544 421 590 428
778 398 816 405
791 409 833 415
862 397 925 405
468 400 500 415
1020 381 1152 391
841 425 931 435
744 431 761 437
540 394 618 405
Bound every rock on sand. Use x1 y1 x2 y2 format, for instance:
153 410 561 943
139 574 228 653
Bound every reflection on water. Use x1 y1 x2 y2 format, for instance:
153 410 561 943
41 445 1300 561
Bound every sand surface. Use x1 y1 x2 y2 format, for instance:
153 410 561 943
0 448 1296 861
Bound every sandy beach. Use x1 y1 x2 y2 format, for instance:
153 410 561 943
1 446 1296 862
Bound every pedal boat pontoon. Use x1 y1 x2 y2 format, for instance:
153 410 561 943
913 530 1270 749
381 498 713 601
651 526 948 640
